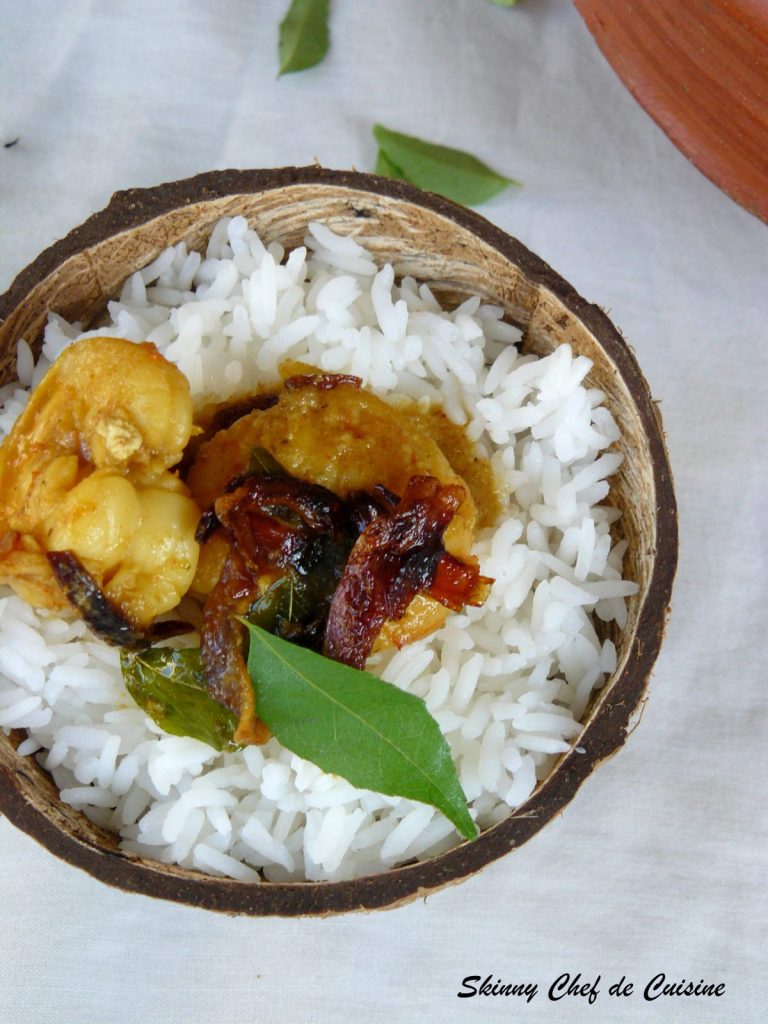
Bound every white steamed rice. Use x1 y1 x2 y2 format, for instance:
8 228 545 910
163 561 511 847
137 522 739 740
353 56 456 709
0 217 637 882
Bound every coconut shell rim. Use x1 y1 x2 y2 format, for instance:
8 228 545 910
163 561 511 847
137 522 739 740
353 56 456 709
0 166 678 916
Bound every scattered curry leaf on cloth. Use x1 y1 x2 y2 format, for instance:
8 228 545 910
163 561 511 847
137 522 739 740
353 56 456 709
373 124 519 205
374 148 407 182
121 648 240 752
487 0 519 7
243 622 478 840
278 0 330 76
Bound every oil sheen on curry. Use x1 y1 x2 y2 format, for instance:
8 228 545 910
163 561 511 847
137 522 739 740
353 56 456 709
0 339 496 744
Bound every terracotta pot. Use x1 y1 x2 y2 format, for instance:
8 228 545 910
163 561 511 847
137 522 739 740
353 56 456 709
575 0 768 223
0 168 678 915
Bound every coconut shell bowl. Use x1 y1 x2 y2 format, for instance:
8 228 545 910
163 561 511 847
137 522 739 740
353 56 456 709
0 167 677 915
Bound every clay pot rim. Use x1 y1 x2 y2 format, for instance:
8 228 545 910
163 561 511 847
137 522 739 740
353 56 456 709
0 167 678 916
574 0 768 224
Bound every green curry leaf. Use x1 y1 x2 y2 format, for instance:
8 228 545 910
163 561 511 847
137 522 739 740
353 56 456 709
373 124 519 206
278 0 330 76
121 648 240 752
243 621 478 840
375 148 407 182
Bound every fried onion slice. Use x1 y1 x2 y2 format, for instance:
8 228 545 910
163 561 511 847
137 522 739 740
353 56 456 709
198 473 363 744
324 476 492 670
47 551 193 650
197 461 492 744
200 550 270 746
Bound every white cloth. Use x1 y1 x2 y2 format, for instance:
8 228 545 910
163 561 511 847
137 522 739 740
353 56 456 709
1 1 766 1022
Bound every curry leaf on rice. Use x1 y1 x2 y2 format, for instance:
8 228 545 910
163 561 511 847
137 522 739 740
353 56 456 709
243 622 478 841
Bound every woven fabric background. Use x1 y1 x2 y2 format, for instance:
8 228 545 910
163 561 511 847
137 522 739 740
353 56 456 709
1 2 766 1021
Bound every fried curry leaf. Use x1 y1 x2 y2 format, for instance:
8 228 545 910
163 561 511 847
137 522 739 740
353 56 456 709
245 573 323 645
373 124 519 206
121 648 240 752
278 0 330 76
243 621 478 840
248 446 286 477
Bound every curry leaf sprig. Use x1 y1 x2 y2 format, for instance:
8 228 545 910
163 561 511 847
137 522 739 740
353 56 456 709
373 124 520 206
278 0 330 76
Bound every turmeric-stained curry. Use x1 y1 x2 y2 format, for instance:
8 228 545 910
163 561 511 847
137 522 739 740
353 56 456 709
0 340 495 745
0 337 199 626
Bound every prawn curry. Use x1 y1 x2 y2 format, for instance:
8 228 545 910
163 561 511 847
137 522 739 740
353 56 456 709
0 339 493 745
0 338 199 629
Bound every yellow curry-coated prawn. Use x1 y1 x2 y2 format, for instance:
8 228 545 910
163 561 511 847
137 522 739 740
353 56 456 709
0 337 200 626
187 373 480 648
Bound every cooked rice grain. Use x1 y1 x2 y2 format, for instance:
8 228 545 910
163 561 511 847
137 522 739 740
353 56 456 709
0 219 638 881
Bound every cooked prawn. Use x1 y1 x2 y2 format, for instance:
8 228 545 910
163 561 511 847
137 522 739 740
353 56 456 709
0 337 200 628
187 371 480 648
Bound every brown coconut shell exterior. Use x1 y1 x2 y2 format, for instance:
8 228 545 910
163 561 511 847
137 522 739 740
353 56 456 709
0 167 677 915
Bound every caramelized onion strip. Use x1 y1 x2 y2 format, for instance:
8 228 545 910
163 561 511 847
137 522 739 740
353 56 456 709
324 476 489 669
199 475 356 744
47 551 193 650
214 476 347 574
427 554 493 612
200 550 270 746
